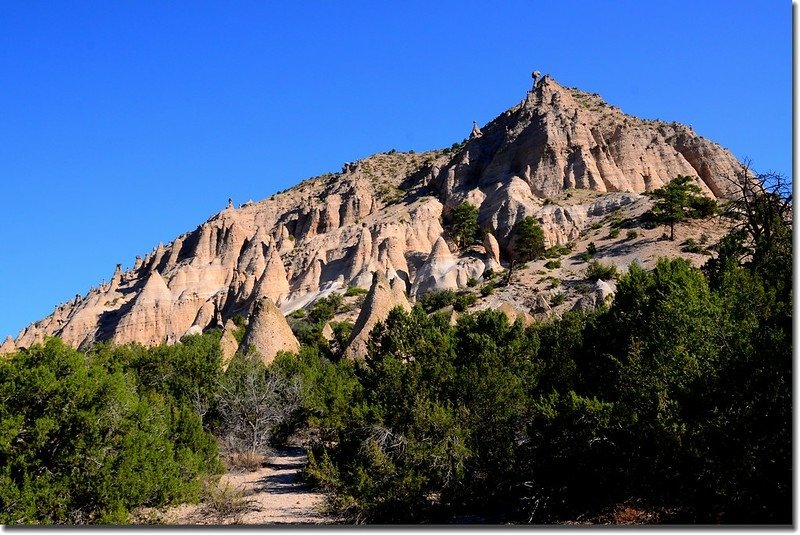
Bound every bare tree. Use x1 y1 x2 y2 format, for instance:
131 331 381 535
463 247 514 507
713 161 792 268
216 351 302 463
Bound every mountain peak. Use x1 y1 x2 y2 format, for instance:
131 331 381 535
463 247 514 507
10 75 745 350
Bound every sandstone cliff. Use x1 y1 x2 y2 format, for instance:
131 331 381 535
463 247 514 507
10 75 744 351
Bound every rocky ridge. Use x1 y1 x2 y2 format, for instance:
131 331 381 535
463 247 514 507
5 75 744 355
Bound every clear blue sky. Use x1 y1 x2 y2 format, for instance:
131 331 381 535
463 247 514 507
0 1 790 339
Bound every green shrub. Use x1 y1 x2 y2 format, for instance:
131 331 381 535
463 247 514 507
451 203 480 248
550 292 566 306
344 286 369 297
544 259 561 270
626 229 638 240
466 277 479 287
608 228 620 239
585 260 618 281
480 282 495 296
418 289 477 313
579 251 592 263
545 244 573 258
682 238 703 253
0 339 222 524
289 308 307 319
587 242 597 255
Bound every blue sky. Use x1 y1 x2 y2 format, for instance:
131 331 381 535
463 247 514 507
0 1 790 339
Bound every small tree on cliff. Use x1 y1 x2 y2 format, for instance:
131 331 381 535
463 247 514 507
650 175 717 240
506 216 546 284
452 202 480 248
514 216 546 261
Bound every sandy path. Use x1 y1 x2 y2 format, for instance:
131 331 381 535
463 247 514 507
161 447 329 525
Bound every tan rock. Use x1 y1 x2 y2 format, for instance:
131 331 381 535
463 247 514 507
411 237 459 297
345 271 411 359
113 271 174 346
496 302 534 327
483 233 503 271
220 319 240 370
16 75 743 351
0 336 15 355
240 297 300 364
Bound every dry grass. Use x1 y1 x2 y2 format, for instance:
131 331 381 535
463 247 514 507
202 480 256 524
225 450 269 472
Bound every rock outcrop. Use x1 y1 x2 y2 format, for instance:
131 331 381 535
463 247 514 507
240 297 300 364
572 279 617 312
219 319 240 369
344 271 411 359
0 336 15 355
8 75 745 350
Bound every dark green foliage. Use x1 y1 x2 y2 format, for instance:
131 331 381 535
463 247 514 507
681 237 703 253
544 259 561 270
586 241 597 255
308 294 342 325
451 202 480 248
544 243 573 258
626 229 638 240
513 217 546 261
329 321 354 357
303 190 791 525
271 346 361 436
0 339 222 524
290 293 351 355
550 292 565 306
344 286 369 297
649 175 718 240
585 260 618 281
608 228 620 239
418 289 476 313
479 282 495 296
466 277 479 287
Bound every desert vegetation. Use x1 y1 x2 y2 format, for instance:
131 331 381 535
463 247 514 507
0 172 790 525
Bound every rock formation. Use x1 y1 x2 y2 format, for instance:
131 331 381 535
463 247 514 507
219 319 240 369
8 75 745 350
345 271 412 359
240 297 300 364
0 336 15 355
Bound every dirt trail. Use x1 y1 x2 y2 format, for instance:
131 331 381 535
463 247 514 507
161 447 329 525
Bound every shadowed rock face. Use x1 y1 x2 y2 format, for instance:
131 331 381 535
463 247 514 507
344 272 411 360
12 76 745 350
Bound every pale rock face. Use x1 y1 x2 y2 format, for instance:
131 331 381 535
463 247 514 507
219 319 240 370
345 271 411 360
496 302 534 327
0 336 15 355
483 233 503 272
240 297 300 364
253 247 290 304
12 76 744 350
572 279 617 312
321 322 335 342
183 325 203 338
112 271 174 346
192 298 217 330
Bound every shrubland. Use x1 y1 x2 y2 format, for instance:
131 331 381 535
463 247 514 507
0 172 790 524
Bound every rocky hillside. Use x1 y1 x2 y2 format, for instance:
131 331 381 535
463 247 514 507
5 75 744 355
